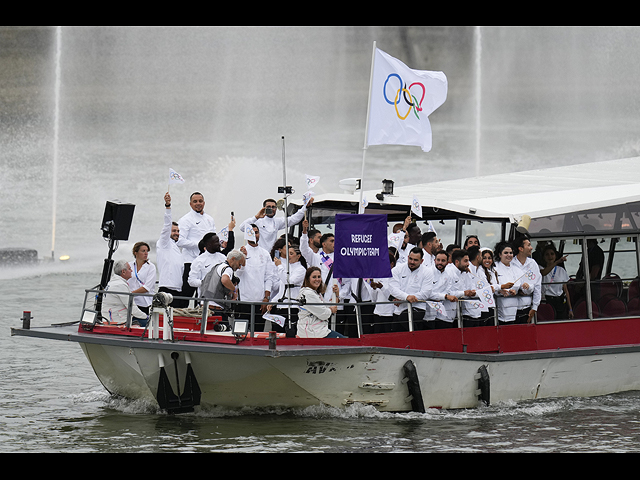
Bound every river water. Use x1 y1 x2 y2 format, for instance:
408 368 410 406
5 26 640 452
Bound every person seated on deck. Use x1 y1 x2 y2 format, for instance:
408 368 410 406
296 267 346 338
102 259 148 326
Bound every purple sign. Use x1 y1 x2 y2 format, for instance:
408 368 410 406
333 213 392 279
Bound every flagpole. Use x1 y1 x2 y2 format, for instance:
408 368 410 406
359 41 377 214
281 136 292 330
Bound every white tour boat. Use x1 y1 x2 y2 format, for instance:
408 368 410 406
11 156 640 413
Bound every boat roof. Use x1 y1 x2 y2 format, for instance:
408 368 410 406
292 156 640 223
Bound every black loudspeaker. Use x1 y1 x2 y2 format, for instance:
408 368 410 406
101 200 135 240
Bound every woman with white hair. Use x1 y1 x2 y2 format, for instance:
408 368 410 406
102 259 148 326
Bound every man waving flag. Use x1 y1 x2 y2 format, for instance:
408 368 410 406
366 48 448 152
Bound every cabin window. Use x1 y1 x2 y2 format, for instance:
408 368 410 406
417 219 456 249
307 206 357 235
535 234 640 322
461 219 503 251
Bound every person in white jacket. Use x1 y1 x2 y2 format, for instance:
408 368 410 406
389 247 433 332
102 259 147 326
427 250 461 328
237 224 275 332
493 241 529 324
512 236 542 324
156 192 186 307
128 241 156 315
239 197 312 253
297 266 346 338
265 245 307 334
177 192 216 300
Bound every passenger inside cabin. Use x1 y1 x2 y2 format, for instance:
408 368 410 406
463 235 480 249
539 245 573 320
575 224 605 302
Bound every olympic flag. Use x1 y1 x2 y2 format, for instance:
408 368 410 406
366 48 448 152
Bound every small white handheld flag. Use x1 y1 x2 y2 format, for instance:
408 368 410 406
367 48 448 152
305 174 320 190
411 194 422 218
359 195 368 214
169 168 185 185
388 232 403 250
262 313 285 328
244 225 256 243
218 226 229 243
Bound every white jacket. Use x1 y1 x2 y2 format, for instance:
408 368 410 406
188 251 226 295
236 243 274 302
388 262 433 315
128 260 156 308
103 275 146 323
297 287 333 338
239 204 308 253
494 261 525 322
177 209 216 263
156 208 184 290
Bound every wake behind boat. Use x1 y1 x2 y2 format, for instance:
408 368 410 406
12 157 640 413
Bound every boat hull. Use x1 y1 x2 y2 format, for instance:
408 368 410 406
75 330 640 411
13 321 640 411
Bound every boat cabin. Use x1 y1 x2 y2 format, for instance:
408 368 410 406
289 157 640 323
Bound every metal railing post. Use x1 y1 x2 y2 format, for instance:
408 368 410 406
407 305 414 332
355 303 363 338
200 301 209 334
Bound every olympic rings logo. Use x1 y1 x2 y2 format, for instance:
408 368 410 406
482 290 494 304
469 302 485 310
383 74 425 120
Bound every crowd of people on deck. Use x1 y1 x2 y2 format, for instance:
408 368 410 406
101 190 585 339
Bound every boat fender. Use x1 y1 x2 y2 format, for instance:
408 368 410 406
475 364 490 406
402 360 426 413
